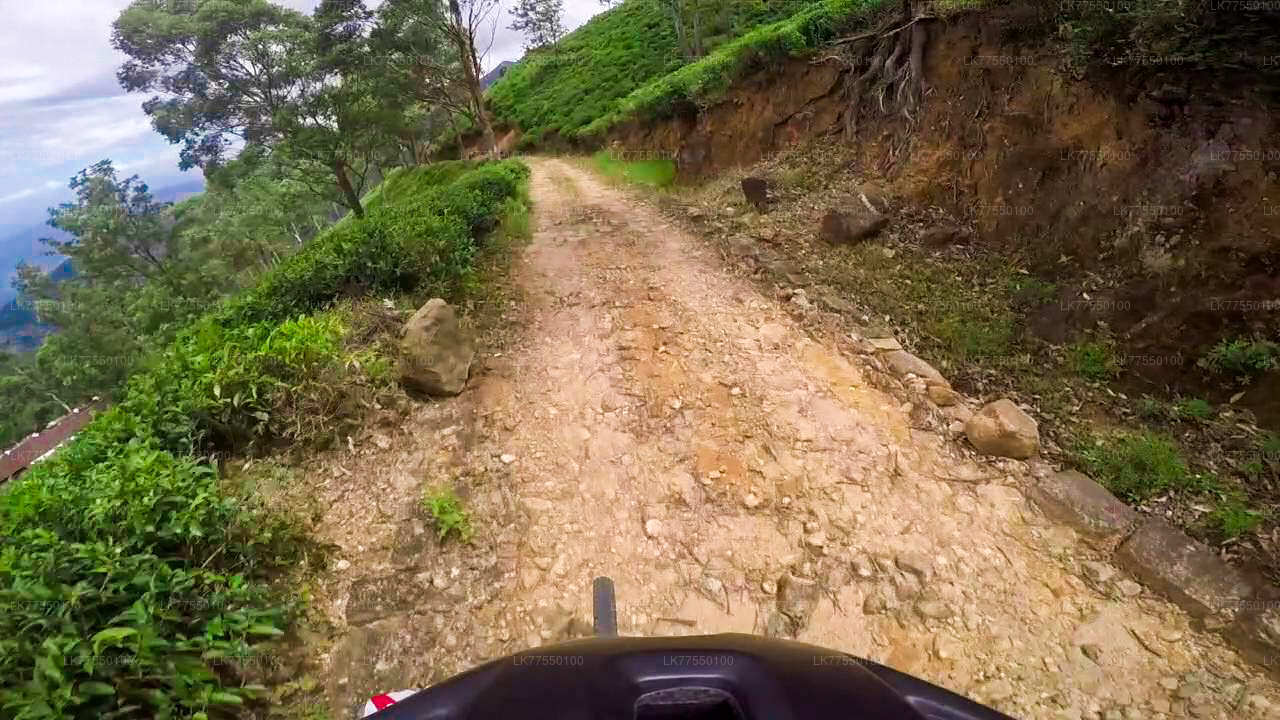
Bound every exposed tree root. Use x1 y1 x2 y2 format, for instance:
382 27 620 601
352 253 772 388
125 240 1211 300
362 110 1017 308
834 0 934 139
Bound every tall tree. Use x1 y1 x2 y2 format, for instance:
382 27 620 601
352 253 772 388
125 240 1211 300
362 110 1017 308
509 0 565 51
448 0 501 157
113 0 310 167
112 0 408 217
14 162 209 396
375 0 500 158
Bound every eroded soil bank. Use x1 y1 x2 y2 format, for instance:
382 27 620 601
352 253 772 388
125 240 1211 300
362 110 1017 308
607 4 1280 426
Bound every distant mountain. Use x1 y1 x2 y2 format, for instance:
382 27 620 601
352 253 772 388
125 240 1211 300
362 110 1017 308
154 178 206 204
0 177 204 306
481 61 515 89
0 225 70 305
0 259 72 354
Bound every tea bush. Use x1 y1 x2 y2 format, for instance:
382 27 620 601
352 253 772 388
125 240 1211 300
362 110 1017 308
222 160 528 328
0 160 527 718
488 0 858 141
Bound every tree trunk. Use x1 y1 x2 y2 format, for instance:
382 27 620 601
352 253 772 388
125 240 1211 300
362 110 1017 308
665 0 688 59
450 0 499 159
334 157 364 218
447 112 465 158
690 0 702 58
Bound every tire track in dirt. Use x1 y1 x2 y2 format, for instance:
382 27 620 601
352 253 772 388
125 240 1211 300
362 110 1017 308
305 158 1278 719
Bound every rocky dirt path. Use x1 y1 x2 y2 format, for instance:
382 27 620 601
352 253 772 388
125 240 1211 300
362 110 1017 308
302 158 1278 720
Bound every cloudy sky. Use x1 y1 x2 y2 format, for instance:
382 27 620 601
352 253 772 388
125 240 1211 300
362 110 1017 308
0 0 603 236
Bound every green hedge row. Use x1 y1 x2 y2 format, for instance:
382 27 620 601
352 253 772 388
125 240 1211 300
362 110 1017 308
222 160 529 327
0 159 528 719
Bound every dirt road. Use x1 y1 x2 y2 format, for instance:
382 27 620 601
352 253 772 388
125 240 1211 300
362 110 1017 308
304 158 1278 719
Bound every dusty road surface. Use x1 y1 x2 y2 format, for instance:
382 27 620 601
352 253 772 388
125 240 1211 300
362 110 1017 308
302 158 1279 719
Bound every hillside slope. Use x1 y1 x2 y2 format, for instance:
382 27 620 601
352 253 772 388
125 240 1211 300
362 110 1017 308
0 159 528 718
487 0 854 144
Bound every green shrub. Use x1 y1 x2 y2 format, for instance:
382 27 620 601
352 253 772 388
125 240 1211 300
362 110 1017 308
1199 337 1280 377
1135 395 1168 420
0 438 300 718
0 160 527 718
423 487 471 542
222 160 529 328
1074 431 1193 501
1209 497 1264 539
1262 434 1280 461
1070 341 1120 381
1055 0 1280 80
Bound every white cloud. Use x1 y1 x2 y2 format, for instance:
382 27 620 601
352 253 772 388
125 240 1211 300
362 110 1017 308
0 188 40 205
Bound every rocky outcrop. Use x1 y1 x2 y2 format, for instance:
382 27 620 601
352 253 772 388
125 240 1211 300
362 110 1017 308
399 299 475 396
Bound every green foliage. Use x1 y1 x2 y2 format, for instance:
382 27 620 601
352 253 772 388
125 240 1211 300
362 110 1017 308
1209 496 1264 539
1173 396 1212 421
0 160 526 718
591 151 677 187
582 0 888 136
488 0 682 138
0 431 301 718
932 309 1014 363
0 153 341 450
1074 431 1193 501
423 487 472 542
1069 341 1120 381
114 0 418 216
489 0 846 141
1199 337 1280 377
1054 0 1280 80
222 160 529 328
1262 434 1280 461
1006 275 1057 306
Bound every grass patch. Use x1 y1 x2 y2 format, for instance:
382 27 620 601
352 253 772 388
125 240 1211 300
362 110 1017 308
1173 396 1213 421
1073 431 1194 502
1070 340 1120 381
1006 275 1057 306
1209 495 1265 539
592 151 677 187
423 487 472 543
1135 395 1168 421
817 243 1017 368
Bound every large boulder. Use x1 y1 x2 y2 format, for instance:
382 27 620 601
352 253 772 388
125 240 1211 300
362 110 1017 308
964 399 1040 459
399 299 475 396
